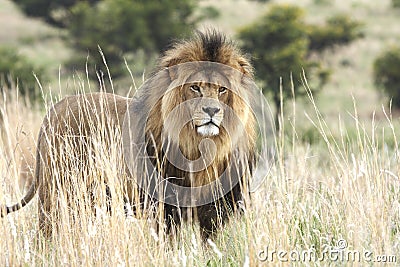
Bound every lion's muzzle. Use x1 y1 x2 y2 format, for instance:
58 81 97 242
196 121 220 136
195 105 223 137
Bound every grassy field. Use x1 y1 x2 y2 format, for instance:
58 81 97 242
1 0 400 265
1 79 400 265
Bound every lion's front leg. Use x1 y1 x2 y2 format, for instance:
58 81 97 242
197 204 224 240
198 183 245 239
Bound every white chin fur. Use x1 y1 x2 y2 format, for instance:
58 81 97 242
197 124 220 136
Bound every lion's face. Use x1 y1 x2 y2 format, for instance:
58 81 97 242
159 67 253 160
183 71 230 137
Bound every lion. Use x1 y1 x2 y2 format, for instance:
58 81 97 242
1 93 131 237
1 30 257 239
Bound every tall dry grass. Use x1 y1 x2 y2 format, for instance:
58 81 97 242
0 89 40 195
1 76 400 266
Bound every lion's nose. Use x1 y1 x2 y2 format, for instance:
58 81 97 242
202 107 220 117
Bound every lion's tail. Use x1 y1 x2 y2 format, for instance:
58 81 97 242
1 129 42 217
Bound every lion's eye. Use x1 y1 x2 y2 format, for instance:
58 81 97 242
190 85 201 93
219 86 228 94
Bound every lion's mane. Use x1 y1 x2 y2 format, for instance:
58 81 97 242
127 30 257 236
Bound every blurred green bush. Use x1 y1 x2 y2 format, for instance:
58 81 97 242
13 0 200 80
0 46 46 100
373 46 400 108
239 4 362 129
12 0 100 27
67 0 198 79
308 14 363 52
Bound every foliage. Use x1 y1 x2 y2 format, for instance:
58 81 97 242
313 0 331 5
67 0 197 78
247 0 270 2
12 0 100 27
373 46 400 108
0 46 45 100
393 0 400 8
238 5 322 127
13 0 199 79
197 6 220 21
238 4 362 128
308 14 363 52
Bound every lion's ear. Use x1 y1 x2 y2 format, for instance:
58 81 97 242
160 54 181 80
238 57 254 78
166 66 178 81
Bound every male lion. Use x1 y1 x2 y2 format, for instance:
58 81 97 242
1 30 257 239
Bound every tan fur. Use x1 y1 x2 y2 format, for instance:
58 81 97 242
1 93 130 237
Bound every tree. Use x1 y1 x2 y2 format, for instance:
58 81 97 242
12 0 100 27
13 0 212 81
247 0 270 2
308 14 363 52
67 0 197 78
373 46 400 108
393 0 400 8
239 5 319 129
0 46 46 100
238 4 362 129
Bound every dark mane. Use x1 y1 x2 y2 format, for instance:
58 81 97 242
158 29 253 77
197 29 227 62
